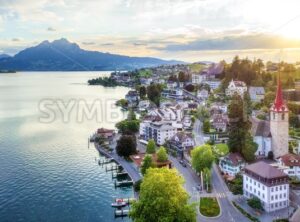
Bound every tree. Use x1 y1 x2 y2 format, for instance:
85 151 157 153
185 84 195 92
139 86 147 99
241 133 258 162
263 91 275 107
196 106 209 121
127 108 137 120
157 146 168 162
130 168 196 222
227 94 250 153
178 71 187 82
203 119 210 133
147 84 162 107
191 145 214 174
203 167 212 192
146 139 156 154
116 135 137 157
247 197 263 211
141 155 153 175
243 91 252 116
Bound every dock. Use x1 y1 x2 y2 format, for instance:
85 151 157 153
106 165 122 172
112 171 129 179
114 209 129 217
94 143 142 183
114 179 134 187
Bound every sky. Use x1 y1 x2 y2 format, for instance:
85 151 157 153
1 0 300 62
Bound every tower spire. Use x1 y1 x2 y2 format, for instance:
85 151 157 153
274 72 284 111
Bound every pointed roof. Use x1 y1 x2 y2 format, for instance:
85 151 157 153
271 73 288 112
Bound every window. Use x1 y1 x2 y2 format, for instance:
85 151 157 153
276 187 278 191
280 186 282 191
271 188 274 192
271 196 274 201
263 194 265 198
280 194 282 199
284 193 286 198
275 195 278 200
258 183 260 188
282 113 285 120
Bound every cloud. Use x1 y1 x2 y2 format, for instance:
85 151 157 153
133 42 147 46
156 34 300 51
47 27 56 31
82 41 96 45
11 38 22 42
100 43 114 46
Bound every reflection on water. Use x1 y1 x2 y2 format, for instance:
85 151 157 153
0 72 132 222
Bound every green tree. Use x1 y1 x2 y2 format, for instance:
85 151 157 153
203 167 212 192
227 94 250 153
157 146 168 162
196 106 209 121
247 197 263 211
203 119 210 133
139 86 147 99
191 145 214 174
141 155 153 175
146 139 156 154
116 135 137 157
263 91 275 107
147 84 162 107
130 168 196 222
241 133 258 162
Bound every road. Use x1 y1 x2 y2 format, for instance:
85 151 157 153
170 119 250 222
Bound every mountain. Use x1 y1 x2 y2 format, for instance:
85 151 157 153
0 54 11 59
0 38 183 71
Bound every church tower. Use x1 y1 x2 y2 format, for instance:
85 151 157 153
270 75 289 158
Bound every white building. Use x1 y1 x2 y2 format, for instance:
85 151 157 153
197 89 209 100
276 153 300 179
249 86 265 102
251 117 272 157
203 80 221 90
143 121 177 145
219 153 245 177
226 80 247 97
243 161 289 212
192 74 204 84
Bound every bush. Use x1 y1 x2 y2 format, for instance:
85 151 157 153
199 197 220 217
227 174 243 195
157 147 168 162
133 179 143 192
232 201 260 222
247 197 263 211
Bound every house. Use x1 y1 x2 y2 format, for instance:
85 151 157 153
210 102 228 114
201 62 224 80
202 80 221 90
125 90 139 106
182 115 192 129
143 121 177 145
168 132 195 157
192 74 203 84
96 128 115 144
140 78 153 85
276 153 300 179
243 161 289 212
197 89 209 100
167 81 177 89
251 117 272 157
211 114 228 132
219 153 245 177
226 80 247 97
249 87 265 102
138 100 150 112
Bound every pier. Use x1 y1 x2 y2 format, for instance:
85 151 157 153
94 143 142 183
114 179 134 187
112 171 129 179
114 209 129 217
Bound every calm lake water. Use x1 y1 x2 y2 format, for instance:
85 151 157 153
0 72 132 222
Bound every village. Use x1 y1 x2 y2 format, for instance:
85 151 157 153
90 58 300 222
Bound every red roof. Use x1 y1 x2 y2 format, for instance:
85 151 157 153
271 74 288 112
279 153 300 167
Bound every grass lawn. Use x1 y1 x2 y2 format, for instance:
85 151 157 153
188 63 206 72
214 143 229 156
199 197 220 217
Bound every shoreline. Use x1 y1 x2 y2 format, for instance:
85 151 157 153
94 143 142 184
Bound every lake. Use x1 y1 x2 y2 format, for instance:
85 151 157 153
0 72 132 222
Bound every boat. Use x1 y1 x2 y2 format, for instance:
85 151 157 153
111 199 127 208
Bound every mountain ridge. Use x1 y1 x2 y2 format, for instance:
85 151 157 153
0 38 183 71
